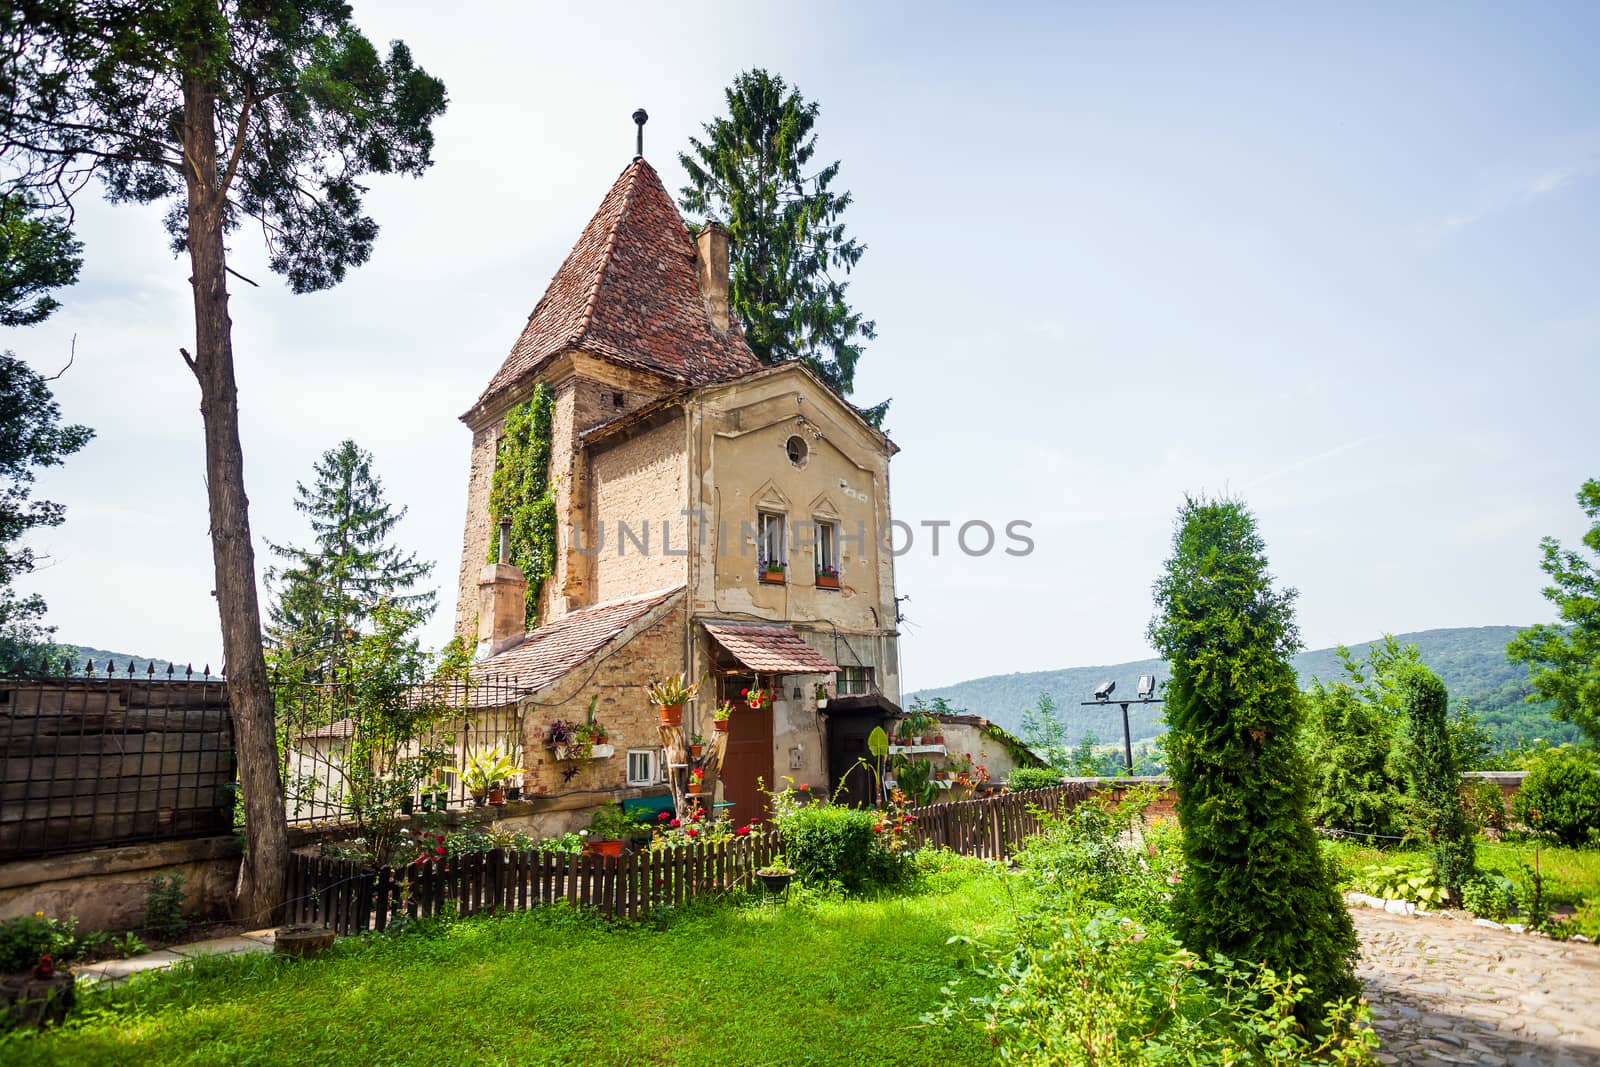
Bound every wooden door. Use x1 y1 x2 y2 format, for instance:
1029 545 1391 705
720 680 774 827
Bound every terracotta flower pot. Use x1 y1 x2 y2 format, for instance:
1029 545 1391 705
713 718 729 733
816 573 839 589
658 703 684 727
488 788 506 806
585 839 623 857
689 744 704 758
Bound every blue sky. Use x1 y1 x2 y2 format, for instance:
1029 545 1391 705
10 2 1598 690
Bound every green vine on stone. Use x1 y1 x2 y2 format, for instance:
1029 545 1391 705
488 384 557 628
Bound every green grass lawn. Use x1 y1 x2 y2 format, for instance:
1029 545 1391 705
1 857 1008 1066
1322 834 1600 909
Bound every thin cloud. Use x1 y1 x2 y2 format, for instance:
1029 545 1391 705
1242 434 1384 491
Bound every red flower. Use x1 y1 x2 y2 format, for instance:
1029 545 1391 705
658 811 671 822
735 825 751 837
685 827 699 838
872 824 886 833
797 783 810 791
741 688 749 697
670 818 681 828
434 845 446 856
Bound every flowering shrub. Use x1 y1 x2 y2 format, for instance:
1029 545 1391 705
650 800 747 849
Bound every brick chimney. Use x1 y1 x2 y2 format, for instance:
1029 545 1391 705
695 221 730 332
476 517 527 658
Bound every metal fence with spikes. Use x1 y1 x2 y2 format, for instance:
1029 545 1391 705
0 672 234 860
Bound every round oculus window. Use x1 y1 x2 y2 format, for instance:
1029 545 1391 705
786 435 809 467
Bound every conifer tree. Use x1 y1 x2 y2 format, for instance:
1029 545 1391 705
1393 662 1475 901
1148 495 1358 1013
680 69 886 423
267 441 434 678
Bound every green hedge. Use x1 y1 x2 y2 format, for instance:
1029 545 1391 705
779 805 898 893
1514 747 1600 848
1007 767 1064 792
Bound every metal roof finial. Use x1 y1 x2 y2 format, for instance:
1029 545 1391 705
632 108 648 159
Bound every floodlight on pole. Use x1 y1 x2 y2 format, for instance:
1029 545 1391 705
1094 680 1116 701
1082 677 1163 773
1137 675 1156 699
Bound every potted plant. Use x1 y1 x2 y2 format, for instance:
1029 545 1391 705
814 682 830 709
647 673 699 727
687 766 708 795
688 732 705 759
815 563 839 589
460 747 516 807
755 858 795 895
742 686 771 710
712 700 734 732
759 555 786 583
584 805 641 857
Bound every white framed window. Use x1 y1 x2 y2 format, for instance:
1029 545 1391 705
758 511 786 573
815 519 839 577
836 666 874 696
626 749 660 786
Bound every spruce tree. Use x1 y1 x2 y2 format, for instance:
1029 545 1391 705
1393 662 1475 901
267 441 434 678
679 69 886 423
1148 495 1358 1013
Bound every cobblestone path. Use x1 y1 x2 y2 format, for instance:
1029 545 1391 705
1354 906 1600 1066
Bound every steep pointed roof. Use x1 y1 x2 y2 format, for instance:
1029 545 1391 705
469 159 761 419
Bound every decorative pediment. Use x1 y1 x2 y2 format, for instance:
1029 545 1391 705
808 493 842 520
752 479 792 512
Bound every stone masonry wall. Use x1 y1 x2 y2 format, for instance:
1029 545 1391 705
454 423 499 644
515 596 688 826
588 418 689 604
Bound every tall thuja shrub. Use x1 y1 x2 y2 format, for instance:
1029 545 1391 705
487 385 556 628
1394 663 1474 901
1148 496 1358 1012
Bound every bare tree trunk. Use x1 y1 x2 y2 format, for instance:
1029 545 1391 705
181 69 289 927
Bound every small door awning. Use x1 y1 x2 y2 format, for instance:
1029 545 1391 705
702 621 838 674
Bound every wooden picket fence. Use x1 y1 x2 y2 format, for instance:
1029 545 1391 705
285 831 784 935
899 781 1095 857
284 782 1100 935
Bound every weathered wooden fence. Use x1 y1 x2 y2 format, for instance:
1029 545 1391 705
286 832 784 934
0 677 235 859
900 781 1095 857
284 782 1106 934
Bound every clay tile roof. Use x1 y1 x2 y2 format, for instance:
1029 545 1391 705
473 586 684 697
702 621 838 675
470 159 762 418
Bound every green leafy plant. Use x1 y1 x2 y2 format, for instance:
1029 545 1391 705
775 800 901 893
0 914 80 973
1460 874 1517 921
587 805 647 842
1465 779 1509 833
889 754 938 806
1512 746 1600 848
113 932 147 959
646 673 699 706
144 871 186 940
1007 767 1064 792
1355 862 1447 907
459 746 517 795
487 385 557 628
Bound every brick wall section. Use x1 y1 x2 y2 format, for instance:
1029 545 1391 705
515 597 687 823
588 418 689 604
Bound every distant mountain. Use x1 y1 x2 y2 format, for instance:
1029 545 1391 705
63 645 212 678
907 626 1581 753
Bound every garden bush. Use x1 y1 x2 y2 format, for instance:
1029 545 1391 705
1007 767 1064 792
1465 779 1508 833
1393 663 1474 901
777 803 898 893
1460 874 1517 921
0 915 80 974
1011 793 1180 925
948 910 1376 1066
1513 747 1600 848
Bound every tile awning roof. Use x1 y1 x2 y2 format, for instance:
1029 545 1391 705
472 587 684 700
468 158 761 420
703 621 838 675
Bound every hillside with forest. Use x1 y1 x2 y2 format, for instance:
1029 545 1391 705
908 626 1580 754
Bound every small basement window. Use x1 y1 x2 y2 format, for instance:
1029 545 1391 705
612 391 625 409
627 749 660 786
786 434 809 467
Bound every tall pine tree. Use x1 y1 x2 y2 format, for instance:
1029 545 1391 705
1148 495 1358 1017
2 0 447 922
679 69 885 423
267 441 434 679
